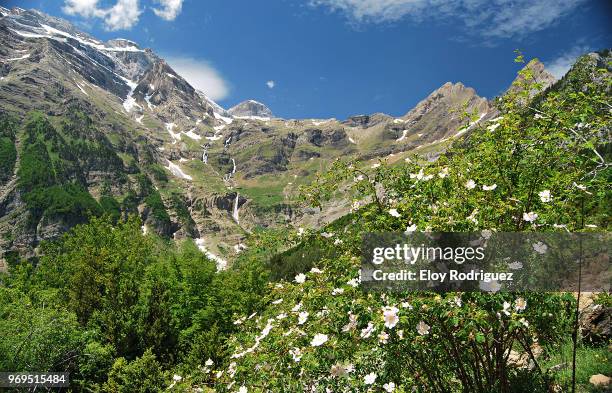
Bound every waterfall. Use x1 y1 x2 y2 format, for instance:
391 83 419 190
232 193 240 224
231 158 236 175
202 147 208 164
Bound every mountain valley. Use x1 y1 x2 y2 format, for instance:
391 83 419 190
0 6 558 269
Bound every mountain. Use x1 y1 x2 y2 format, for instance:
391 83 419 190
507 58 557 96
228 99 274 119
401 82 491 139
0 6 559 269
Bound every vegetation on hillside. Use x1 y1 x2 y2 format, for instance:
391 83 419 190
0 216 268 391
0 53 609 392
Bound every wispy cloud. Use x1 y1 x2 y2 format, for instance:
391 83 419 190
62 0 185 30
309 0 586 39
545 45 591 79
266 80 276 89
152 0 183 21
165 56 230 101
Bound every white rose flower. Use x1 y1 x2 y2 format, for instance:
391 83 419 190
311 333 328 347
405 223 418 233
382 306 399 329
383 382 396 392
465 179 476 189
416 321 430 335
389 208 401 218
523 212 538 222
502 301 511 316
360 322 375 339
378 331 389 344
298 311 309 325
401 302 413 309
294 273 306 284
482 184 497 191
364 373 377 385
538 190 552 202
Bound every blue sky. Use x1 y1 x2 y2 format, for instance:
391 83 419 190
4 0 611 119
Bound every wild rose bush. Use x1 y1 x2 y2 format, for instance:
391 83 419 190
193 55 609 392
213 253 573 392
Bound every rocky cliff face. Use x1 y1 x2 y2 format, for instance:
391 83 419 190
0 6 564 267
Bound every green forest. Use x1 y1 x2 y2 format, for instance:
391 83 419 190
0 53 610 392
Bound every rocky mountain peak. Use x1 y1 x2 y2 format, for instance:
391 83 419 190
525 59 556 82
506 59 557 98
397 81 490 142
429 81 470 98
228 100 273 118
402 81 487 119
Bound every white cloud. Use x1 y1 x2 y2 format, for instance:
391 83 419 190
63 0 185 29
545 45 591 79
266 80 276 89
309 0 586 38
63 0 141 30
166 57 230 101
152 0 183 21
62 0 105 18
104 0 141 30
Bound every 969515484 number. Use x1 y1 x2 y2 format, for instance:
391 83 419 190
0 372 69 388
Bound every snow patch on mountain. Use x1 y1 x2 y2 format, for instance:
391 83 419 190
165 123 182 142
214 112 234 125
183 128 201 140
166 160 192 180
195 238 228 271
